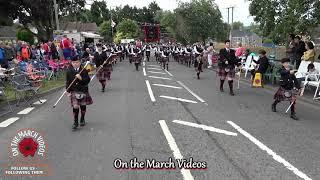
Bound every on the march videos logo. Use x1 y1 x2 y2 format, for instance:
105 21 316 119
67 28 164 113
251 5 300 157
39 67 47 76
2 128 52 176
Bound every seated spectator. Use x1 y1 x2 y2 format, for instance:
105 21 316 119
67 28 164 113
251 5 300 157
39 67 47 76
306 63 319 81
302 41 315 62
251 49 270 87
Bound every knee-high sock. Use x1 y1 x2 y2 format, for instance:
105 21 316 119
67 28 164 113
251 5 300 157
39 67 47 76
80 105 86 120
73 108 79 122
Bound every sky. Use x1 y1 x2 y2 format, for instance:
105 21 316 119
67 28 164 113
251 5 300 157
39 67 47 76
86 0 254 26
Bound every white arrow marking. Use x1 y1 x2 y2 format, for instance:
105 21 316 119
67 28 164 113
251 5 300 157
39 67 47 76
148 65 161 68
149 76 172 80
148 71 167 75
173 120 237 136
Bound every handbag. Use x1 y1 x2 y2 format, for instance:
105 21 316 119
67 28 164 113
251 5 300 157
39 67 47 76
74 92 86 100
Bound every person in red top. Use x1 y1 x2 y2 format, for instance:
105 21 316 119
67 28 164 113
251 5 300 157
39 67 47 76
43 40 51 60
60 35 72 60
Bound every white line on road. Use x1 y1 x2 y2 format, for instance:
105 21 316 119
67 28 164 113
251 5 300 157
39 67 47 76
159 120 194 180
148 65 161 68
33 99 47 105
143 67 146 76
142 62 145 67
153 84 182 89
173 120 237 136
0 117 20 127
148 67 163 71
148 71 167 75
18 107 35 115
227 121 312 180
145 80 156 102
160 95 198 104
177 81 205 103
149 76 172 80
165 69 173 77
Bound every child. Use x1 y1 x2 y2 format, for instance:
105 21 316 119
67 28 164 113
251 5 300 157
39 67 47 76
66 56 93 130
272 58 300 120
306 63 319 81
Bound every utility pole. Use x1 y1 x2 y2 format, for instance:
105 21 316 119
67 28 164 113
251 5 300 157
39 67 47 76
226 6 235 46
53 0 59 30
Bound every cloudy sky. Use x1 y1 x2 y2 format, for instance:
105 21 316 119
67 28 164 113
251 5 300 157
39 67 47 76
86 0 254 26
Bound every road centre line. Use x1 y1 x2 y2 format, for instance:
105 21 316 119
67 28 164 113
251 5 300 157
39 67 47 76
143 62 145 67
160 95 198 104
18 107 35 115
145 80 156 102
173 120 237 136
227 121 312 180
159 120 194 180
153 84 182 89
148 71 167 75
177 81 205 103
148 76 172 80
148 65 161 68
164 69 173 77
0 117 20 127
148 67 163 71
143 67 146 76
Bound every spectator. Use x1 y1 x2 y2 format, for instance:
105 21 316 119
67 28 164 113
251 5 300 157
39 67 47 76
286 34 295 65
235 42 246 58
4 42 15 61
206 42 215 68
293 35 306 69
301 41 315 63
60 35 72 60
0 41 6 68
51 41 59 60
251 49 270 87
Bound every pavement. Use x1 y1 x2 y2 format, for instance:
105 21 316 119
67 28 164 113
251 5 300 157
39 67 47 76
0 56 319 180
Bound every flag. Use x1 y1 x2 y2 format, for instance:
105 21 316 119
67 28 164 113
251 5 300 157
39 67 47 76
111 20 116 28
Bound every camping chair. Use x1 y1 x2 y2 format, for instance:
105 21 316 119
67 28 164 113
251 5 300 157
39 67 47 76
11 74 43 106
301 62 320 100
242 53 257 78
295 61 310 79
0 79 13 115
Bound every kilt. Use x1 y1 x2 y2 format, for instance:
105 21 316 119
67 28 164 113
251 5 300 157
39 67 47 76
274 87 297 102
96 66 110 81
70 92 93 107
217 66 236 79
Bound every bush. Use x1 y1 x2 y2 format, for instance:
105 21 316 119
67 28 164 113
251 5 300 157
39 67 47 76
17 28 35 45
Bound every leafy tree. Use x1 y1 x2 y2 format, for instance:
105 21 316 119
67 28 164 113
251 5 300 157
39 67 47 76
116 19 141 39
232 22 244 30
17 28 35 45
90 1 110 26
99 20 113 42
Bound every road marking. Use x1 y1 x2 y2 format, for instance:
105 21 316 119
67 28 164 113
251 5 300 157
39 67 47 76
159 120 194 180
153 84 182 89
149 76 172 80
142 62 145 67
33 99 47 105
17 107 35 115
173 120 237 136
0 117 20 127
148 65 161 68
165 69 173 77
177 81 205 103
145 80 156 102
148 71 167 75
160 95 198 104
143 67 146 76
227 121 312 180
148 67 163 71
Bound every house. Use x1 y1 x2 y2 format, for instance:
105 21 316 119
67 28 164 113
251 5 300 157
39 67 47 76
54 22 102 44
230 30 262 47
0 26 17 42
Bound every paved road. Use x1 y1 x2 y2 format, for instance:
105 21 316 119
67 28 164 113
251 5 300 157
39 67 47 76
0 56 319 180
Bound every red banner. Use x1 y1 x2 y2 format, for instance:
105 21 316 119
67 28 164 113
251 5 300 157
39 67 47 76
144 25 160 42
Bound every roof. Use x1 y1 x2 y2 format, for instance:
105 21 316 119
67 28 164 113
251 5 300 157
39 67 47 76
231 30 261 38
60 22 98 32
0 26 17 38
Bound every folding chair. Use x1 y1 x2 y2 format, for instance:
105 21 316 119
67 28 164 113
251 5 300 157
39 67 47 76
301 62 320 100
11 74 43 106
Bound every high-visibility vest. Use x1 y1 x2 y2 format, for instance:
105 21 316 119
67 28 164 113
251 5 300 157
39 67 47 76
21 47 30 59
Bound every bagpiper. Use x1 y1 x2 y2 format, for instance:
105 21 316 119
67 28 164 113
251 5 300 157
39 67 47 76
272 58 300 120
93 43 110 92
194 44 204 79
218 40 238 96
161 46 170 70
129 45 142 71
66 55 93 130
144 44 152 62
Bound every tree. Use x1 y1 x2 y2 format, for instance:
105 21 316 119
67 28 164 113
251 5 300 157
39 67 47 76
249 0 320 44
99 20 113 42
17 28 35 45
232 22 244 30
116 19 141 39
90 1 110 26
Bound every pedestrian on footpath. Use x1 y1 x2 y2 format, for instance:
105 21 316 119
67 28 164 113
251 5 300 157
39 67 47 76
272 58 301 120
66 56 93 130
93 43 109 92
218 40 238 96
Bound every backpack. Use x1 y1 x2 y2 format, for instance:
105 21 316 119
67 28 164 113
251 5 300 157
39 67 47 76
21 47 30 59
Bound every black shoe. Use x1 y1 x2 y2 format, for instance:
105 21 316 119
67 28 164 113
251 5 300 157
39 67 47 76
271 103 277 112
291 114 299 120
230 91 235 96
220 87 224 92
72 123 78 130
80 120 86 127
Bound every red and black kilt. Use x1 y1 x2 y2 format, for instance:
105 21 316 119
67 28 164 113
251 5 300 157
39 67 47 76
217 66 236 79
70 92 93 107
274 87 297 102
96 66 110 81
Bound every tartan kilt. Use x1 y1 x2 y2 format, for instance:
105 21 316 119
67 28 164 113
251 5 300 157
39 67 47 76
70 92 93 107
96 66 110 81
217 66 236 79
274 87 297 102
